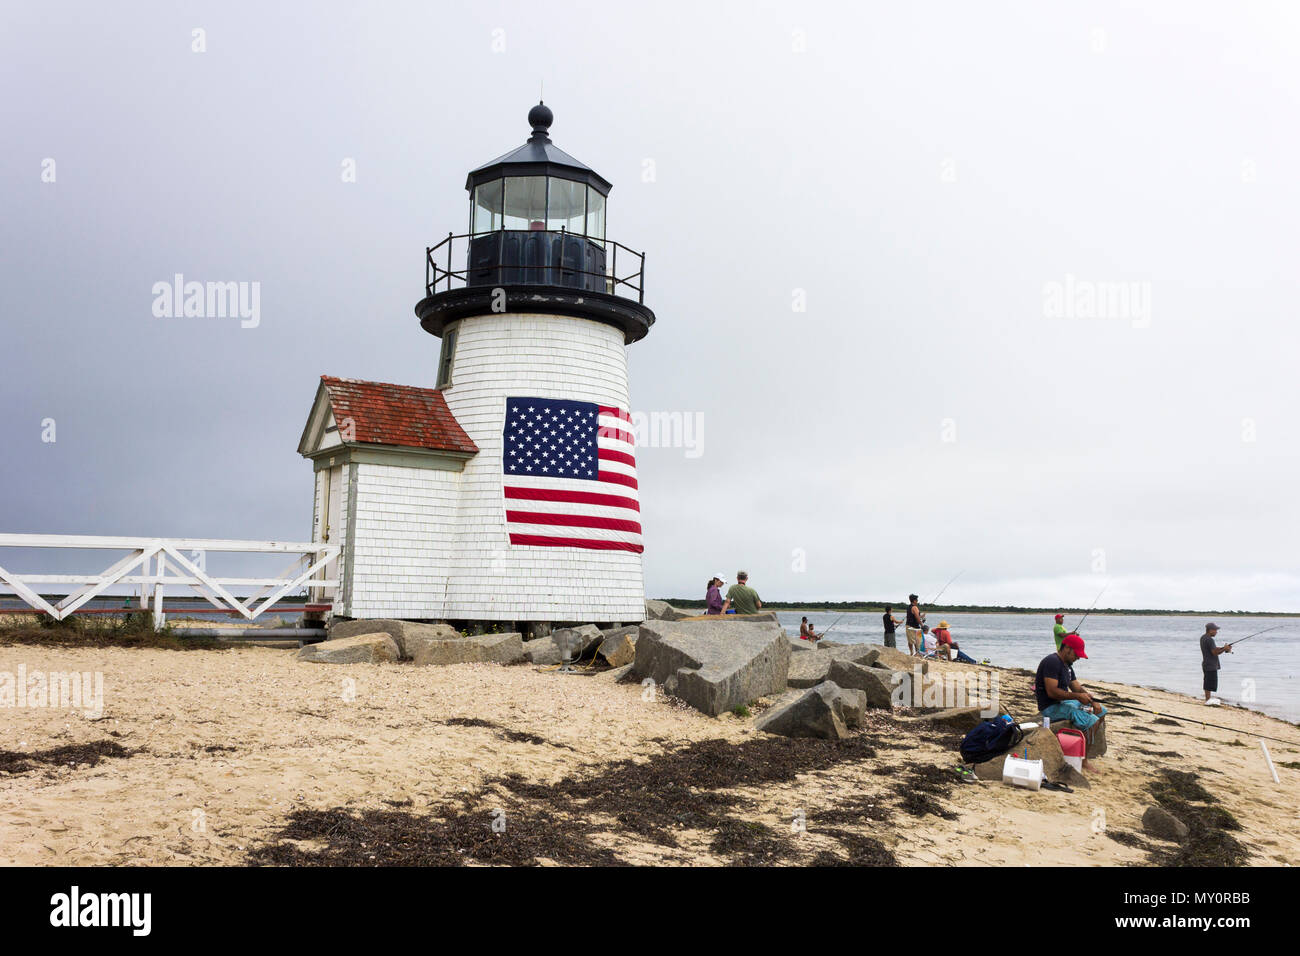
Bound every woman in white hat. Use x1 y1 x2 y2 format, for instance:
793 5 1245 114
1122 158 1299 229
704 576 725 615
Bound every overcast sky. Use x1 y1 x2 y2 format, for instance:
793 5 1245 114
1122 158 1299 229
3 1 1299 612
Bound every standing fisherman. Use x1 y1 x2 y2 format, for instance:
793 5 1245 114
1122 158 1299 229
1200 622 1232 706
882 605 903 649
1053 613 1069 650
905 593 925 657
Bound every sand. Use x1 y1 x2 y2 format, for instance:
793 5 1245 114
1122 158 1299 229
2 643 1297 866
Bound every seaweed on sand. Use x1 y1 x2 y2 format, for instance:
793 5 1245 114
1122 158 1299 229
500 734 881 855
1145 769 1247 867
708 818 790 865
499 735 881 798
250 733 890 866
814 795 894 825
246 802 626 867
0 740 136 775
808 827 896 866
894 791 959 820
438 717 575 750
886 760 961 820
1149 769 1215 804
1105 829 1152 851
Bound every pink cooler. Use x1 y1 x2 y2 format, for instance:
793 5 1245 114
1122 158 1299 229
1057 728 1086 772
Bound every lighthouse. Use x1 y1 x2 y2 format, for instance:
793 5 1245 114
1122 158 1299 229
299 103 654 630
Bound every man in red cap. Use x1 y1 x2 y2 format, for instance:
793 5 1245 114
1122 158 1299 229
1053 613 1069 650
1034 633 1107 770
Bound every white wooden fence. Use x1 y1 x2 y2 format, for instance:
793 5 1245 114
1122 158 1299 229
0 534 339 630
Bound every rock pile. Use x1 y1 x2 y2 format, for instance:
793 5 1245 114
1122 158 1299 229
644 599 692 622
632 618 791 717
595 625 639 667
297 620 524 666
754 681 857 739
296 632 401 665
305 607 942 745
755 670 898 739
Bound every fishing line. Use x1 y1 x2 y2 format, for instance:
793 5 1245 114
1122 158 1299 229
1105 700 1297 746
925 571 964 607
1225 623 1290 647
1071 582 1109 633
818 612 847 639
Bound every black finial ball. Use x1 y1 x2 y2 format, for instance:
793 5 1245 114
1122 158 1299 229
528 101 553 134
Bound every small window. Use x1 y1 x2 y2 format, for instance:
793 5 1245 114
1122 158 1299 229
547 178 587 233
586 188 606 245
503 176 548 231
472 181 503 235
437 327 457 388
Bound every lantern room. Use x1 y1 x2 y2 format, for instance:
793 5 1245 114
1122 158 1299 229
464 102 609 293
417 102 654 344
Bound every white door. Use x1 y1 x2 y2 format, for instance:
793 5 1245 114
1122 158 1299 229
312 465 345 605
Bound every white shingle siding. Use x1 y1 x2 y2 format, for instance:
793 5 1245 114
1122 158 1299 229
330 312 645 623
346 463 459 620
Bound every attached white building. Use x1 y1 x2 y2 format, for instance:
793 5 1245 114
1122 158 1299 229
299 103 656 629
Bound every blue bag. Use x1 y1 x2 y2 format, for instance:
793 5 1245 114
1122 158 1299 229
959 716 1025 764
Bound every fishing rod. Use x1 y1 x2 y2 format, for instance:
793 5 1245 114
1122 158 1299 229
818 612 848 640
925 571 965 607
1106 700 1298 746
1070 582 1109 633
1225 623 1290 647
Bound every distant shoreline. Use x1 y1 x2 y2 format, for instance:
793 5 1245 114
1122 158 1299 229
659 600 1300 617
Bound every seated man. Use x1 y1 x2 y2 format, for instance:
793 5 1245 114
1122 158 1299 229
1034 634 1107 770
721 571 762 616
932 620 956 660
799 617 820 642
921 624 938 658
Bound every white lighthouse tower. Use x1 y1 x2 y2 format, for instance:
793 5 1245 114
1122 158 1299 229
299 103 654 630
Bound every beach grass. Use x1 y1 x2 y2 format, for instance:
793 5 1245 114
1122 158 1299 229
0 614 226 651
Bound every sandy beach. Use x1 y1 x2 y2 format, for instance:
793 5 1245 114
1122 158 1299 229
2 642 1297 867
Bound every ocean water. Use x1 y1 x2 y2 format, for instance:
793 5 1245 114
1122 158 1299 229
777 611 1300 724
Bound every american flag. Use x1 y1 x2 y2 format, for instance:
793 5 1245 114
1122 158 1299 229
501 397 642 553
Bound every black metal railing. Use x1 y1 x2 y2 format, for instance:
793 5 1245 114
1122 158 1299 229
424 229 645 304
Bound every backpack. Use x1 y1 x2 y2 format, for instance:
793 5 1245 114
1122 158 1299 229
959 717 1025 765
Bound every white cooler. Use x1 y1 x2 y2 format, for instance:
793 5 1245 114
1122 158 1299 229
1002 755 1044 790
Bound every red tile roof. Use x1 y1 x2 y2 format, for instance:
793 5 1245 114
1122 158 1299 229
319 376 478 455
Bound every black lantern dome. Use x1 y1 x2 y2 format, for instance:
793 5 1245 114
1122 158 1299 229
465 101 612 196
416 103 653 344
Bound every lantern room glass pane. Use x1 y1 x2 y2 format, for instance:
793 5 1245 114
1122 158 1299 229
503 176 548 230
471 180 503 235
546 178 587 233
585 188 605 244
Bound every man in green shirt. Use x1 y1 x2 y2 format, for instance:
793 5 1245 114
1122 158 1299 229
1053 613 1068 650
722 571 762 616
